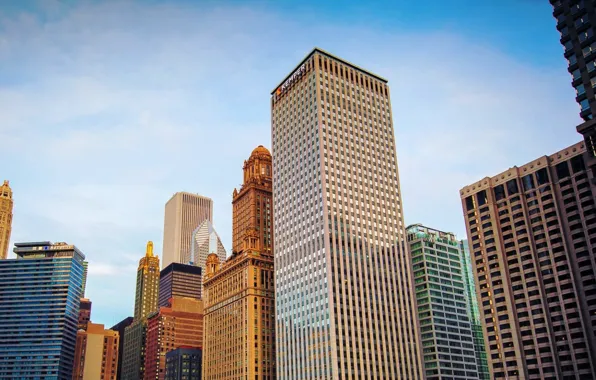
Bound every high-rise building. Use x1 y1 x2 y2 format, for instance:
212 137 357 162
0 241 85 379
144 297 204 380
190 220 226 272
121 241 160 380
82 260 89 296
111 316 134 380
551 1 596 178
460 141 596 379
0 180 13 260
271 48 423 379
202 231 275 379
406 224 479 379
165 347 202 380
163 192 213 268
158 263 202 307
232 145 273 255
78 298 92 330
73 322 119 380
459 240 490 380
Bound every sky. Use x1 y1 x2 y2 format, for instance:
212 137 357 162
0 0 583 326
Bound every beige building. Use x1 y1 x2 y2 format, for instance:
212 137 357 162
162 192 213 268
0 180 13 260
203 231 275 379
73 322 119 380
460 141 596 379
271 48 423 379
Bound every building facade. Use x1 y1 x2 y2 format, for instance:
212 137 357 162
460 240 490 380
78 298 92 330
121 241 160 380
271 48 423 379
0 180 13 260
163 192 213 268
111 316 134 380
202 232 275 379
73 322 119 380
232 145 273 255
144 297 204 380
0 241 85 379
165 347 202 380
190 220 227 276
158 263 202 308
460 141 596 379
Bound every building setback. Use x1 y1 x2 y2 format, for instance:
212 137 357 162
460 141 596 379
271 47 423 379
78 298 92 331
0 180 13 260
0 241 85 379
165 347 202 380
73 322 119 380
144 297 204 380
111 316 134 380
158 262 202 308
406 224 479 380
163 192 213 268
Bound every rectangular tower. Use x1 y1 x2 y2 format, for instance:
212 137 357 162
0 180 13 260
110 317 134 380
0 241 85 379
73 323 119 380
271 48 423 379
158 262 202 307
460 141 596 379
163 192 213 268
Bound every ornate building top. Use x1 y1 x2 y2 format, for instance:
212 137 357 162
1 180 12 199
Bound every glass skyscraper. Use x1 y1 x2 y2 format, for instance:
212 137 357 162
0 241 85 379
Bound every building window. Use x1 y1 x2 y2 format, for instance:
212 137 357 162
556 162 570 180
570 155 586 173
568 54 577 65
494 185 506 201
565 40 573 52
560 26 569 37
579 29 593 42
465 196 475 211
576 84 586 96
522 174 535 191
506 179 519 196
588 60 596 72
572 69 581 80
477 190 488 206
580 98 590 111
535 168 549 186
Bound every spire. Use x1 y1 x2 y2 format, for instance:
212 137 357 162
146 241 154 257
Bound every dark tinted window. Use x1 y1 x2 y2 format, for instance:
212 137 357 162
570 155 586 174
507 179 519 196
477 190 488 206
494 185 506 201
556 162 570 180
466 196 475 211
522 174 535 191
535 168 549 185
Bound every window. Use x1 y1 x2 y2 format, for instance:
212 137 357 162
556 162 570 179
577 83 586 95
535 168 549 185
560 26 569 36
568 54 577 65
565 40 573 52
522 174 535 191
466 196 475 211
477 190 488 206
579 29 594 42
591 78 596 88
494 185 506 201
588 60 596 72
507 179 519 196
572 69 581 80
581 98 590 111
571 155 586 173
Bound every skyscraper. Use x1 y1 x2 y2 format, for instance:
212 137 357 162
72 323 119 380
163 192 213 268
0 241 85 379
551 1 596 175
0 180 13 260
82 260 89 296
122 242 160 380
202 231 275 379
271 48 423 379
232 145 273 255
406 224 479 380
190 220 226 270
460 141 596 378
158 262 202 308
111 316 134 380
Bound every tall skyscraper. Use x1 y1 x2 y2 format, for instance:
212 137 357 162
551 1 596 175
190 220 227 271
122 241 161 380
271 48 423 379
111 316 134 380
158 262 202 308
163 192 213 268
82 260 89 296
0 241 85 379
78 298 92 331
203 231 275 379
459 240 490 380
232 145 273 255
0 180 13 260
406 224 479 380
460 141 596 379
144 297 204 380
73 322 119 380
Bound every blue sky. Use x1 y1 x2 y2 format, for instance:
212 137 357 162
0 0 581 326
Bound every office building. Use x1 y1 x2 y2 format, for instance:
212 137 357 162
460 240 490 380
460 141 596 378
82 260 89 296
121 241 160 380
232 145 273 255
203 231 275 379
78 298 92 330
0 241 85 379
406 224 479 379
163 192 213 268
551 1 596 176
165 347 202 380
158 263 202 307
144 297 204 380
271 48 423 379
72 322 119 380
0 180 13 260
189 220 226 278
111 317 134 380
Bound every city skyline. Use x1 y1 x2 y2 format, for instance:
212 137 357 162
0 0 583 327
